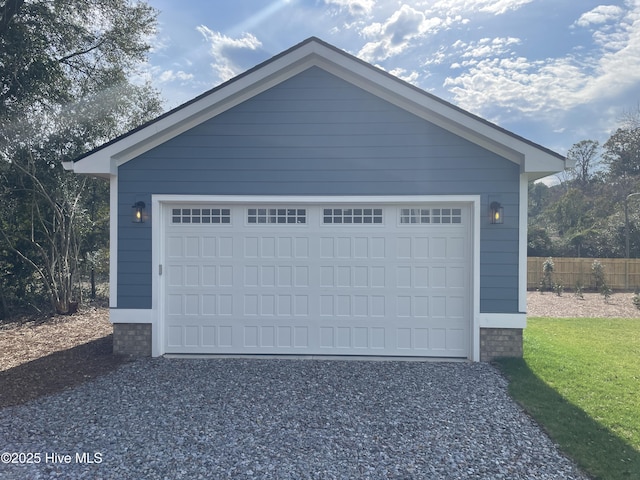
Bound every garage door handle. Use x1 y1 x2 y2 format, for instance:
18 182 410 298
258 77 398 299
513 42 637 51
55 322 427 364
159 264 163 276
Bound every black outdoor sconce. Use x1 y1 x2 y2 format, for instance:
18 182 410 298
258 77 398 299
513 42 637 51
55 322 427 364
490 201 504 224
132 201 146 223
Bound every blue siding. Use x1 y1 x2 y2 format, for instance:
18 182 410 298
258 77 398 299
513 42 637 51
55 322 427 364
118 67 520 313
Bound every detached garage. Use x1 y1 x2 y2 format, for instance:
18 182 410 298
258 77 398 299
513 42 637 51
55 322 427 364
65 37 569 361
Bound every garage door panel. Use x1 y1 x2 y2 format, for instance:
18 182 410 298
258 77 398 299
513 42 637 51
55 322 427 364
167 326 181 347
320 325 386 350
167 265 183 287
278 266 293 286
202 326 216 346
164 203 471 357
202 237 217 257
202 295 216 315
167 295 182 316
202 266 217 286
429 237 448 258
167 236 184 258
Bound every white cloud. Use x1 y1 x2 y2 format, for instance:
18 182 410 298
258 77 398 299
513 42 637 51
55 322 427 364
324 0 374 16
158 70 194 84
445 56 588 117
427 0 533 16
444 3 640 123
458 37 521 59
359 4 442 61
388 67 420 84
477 0 533 15
353 0 533 63
575 5 624 27
196 27 262 83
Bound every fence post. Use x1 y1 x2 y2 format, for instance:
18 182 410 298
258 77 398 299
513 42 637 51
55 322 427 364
626 259 629 290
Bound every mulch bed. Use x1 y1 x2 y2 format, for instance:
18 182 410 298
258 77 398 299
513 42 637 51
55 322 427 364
2 296 637 410
0 308 130 409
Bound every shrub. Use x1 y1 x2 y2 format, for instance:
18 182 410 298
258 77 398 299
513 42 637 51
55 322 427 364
591 259 606 288
554 283 564 296
601 284 612 303
633 291 640 310
539 257 555 294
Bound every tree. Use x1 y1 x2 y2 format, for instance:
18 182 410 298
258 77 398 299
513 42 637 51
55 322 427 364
0 0 162 316
528 181 550 218
527 226 553 257
551 188 592 236
603 127 640 179
603 108 640 182
0 0 158 157
1 148 88 314
566 140 600 187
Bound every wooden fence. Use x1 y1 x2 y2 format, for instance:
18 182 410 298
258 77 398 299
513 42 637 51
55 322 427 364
527 257 640 291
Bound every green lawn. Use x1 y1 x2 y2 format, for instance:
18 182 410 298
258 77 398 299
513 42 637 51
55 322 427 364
496 318 640 480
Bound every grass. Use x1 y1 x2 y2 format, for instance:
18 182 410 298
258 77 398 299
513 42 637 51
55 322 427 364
496 317 640 480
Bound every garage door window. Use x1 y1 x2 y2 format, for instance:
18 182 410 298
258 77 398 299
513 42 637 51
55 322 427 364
247 208 306 224
323 208 383 224
399 208 462 224
172 208 231 224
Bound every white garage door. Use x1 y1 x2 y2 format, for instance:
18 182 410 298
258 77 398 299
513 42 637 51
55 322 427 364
163 203 471 357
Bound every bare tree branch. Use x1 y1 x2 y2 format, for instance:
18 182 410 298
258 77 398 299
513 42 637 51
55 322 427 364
57 38 107 65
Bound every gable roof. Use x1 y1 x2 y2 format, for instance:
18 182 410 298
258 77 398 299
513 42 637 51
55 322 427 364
63 37 569 180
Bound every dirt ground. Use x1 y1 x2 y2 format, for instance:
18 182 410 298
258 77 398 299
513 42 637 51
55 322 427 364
527 290 640 318
0 307 128 408
1 292 638 408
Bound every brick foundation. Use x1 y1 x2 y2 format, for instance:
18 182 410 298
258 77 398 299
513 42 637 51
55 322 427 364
113 323 152 356
480 328 523 362
111 324 523 361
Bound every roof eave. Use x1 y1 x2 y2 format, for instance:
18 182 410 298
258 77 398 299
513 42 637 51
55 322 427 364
68 37 567 178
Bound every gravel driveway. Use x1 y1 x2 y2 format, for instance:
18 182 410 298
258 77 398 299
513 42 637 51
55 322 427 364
1 358 587 479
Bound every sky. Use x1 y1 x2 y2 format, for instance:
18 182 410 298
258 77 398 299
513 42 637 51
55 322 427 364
140 0 640 165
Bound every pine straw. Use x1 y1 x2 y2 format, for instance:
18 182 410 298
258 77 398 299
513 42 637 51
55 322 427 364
0 307 129 408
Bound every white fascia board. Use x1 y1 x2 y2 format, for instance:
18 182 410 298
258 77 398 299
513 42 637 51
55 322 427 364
114 55 322 167
313 55 523 165
522 149 570 175
312 49 566 173
526 155 574 181
67 39 566 176
66 44 321 176
64 155 112 178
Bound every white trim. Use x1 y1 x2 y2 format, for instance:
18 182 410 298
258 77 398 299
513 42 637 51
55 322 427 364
67 39 567 178
110 308 161 357
164 354 466 362
152 194 476 205
110 308 154 324
109 176 118 308
479 313 526 329
152 195 165 358
519 174 528 314
472 199 481 362
152 194 481 360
